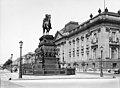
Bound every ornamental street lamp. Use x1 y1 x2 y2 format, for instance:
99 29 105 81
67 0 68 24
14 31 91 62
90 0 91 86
100 46 103 77
19 41 23 78
11 54 13 73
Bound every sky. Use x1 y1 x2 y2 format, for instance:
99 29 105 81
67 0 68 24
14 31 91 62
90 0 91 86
0 0 120 64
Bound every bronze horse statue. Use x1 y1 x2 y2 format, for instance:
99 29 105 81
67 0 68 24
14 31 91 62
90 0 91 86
42 14 52 35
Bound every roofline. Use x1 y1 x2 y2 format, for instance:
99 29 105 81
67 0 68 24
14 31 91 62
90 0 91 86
65 21 79 27
54 35 67 42
55 11 120 42
76 11 120 31
68 12 120 37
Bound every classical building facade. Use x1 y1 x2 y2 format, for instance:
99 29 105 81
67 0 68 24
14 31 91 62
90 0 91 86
54 10 120 71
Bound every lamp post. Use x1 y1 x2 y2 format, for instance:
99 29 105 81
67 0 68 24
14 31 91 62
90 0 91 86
62 51 65 67
10 54 13 73
19 41 23 78
100 46 103 77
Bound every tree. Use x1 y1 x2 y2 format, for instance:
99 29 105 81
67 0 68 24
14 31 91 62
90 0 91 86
2 59 12 69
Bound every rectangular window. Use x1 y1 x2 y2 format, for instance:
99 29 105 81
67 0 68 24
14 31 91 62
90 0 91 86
76 47 79 57
86 37 89 43
112 32 116 42
111 47 117 59
92 33 98 44
69 49 71 57
81 47 84 55
76 39 79 46
93 48 96 60
73 48 75 57
112 63 117 68
87 53 89 60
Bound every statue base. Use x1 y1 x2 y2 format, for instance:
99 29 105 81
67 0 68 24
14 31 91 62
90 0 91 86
22 35 75 75
23 35 60 75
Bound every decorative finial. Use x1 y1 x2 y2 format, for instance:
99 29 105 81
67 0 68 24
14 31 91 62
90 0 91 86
105 7 108 12
98 8 101 14
90 13 93 19
118 10 120 15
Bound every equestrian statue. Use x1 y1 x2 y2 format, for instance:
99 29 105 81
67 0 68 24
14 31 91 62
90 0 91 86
42 14 52 35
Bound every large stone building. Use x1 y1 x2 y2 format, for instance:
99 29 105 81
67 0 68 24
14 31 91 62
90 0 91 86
54 9 120 71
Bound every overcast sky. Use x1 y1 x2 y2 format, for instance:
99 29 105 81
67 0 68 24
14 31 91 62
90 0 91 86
0 0 120 64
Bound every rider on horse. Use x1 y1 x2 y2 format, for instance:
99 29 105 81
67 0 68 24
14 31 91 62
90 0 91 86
42 14 52 35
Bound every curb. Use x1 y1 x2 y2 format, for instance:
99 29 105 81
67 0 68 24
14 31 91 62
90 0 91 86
10 76 115 81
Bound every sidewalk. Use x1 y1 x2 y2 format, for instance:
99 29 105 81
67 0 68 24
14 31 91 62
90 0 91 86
76 70 114 75
12 71 115 80
0 69 19 80
0 69 115 81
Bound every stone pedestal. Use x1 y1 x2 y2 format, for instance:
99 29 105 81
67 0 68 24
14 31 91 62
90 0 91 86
34 35 60 75
23 35 75 75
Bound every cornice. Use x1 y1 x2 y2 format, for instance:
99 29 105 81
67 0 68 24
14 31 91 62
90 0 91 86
55 11 120 42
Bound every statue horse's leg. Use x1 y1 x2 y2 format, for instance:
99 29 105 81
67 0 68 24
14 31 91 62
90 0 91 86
46 28 50 35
